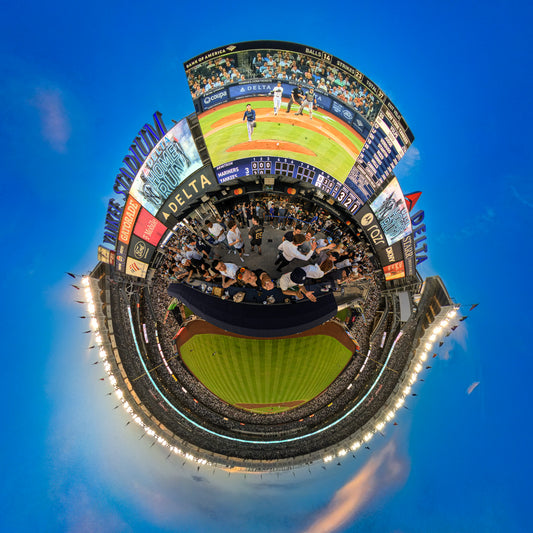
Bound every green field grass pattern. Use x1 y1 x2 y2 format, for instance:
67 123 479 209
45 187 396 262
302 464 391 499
180 333 352 413
199 100 364 183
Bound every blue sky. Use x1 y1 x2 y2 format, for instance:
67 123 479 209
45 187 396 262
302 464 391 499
1 1 532 531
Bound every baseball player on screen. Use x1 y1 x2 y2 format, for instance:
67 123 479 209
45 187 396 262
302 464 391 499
242 103 256 141
286 84 304 113
269 81 284 116
295 87 317 119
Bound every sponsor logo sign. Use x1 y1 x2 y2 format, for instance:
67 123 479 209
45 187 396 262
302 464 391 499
383 260 406 281
118 196 141 245
129 235 156 263
114 241 128 272
331 100 355 123
377 241 404 267
229 82 278 99
201 88 229 110
97 246 116 266
133 208 167 247
125 257 149 278
156 166 219 224
402 233 416 277
355 205 387 249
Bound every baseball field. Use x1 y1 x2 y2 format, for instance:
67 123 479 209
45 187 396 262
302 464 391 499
177 319 355 414
198 97 365 183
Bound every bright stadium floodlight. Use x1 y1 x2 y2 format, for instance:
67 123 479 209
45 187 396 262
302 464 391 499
115 389 123 399
91 318 98 329
364 432 373 442
88 303 95 314
429 334 437 341
420 352 428 361
375 422 385 431
82 277 89 287
338 449 347 456
415 363 422 372
425 342 432 350
404 386 411 395
447 309 458 318
396 397 405 408
324 455 333 463
440 319 449 327
350 441 361 450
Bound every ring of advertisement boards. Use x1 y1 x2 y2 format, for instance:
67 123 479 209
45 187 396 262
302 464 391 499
99 41 427 283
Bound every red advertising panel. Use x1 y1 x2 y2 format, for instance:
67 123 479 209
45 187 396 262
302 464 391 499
133 208 167 247
118 196 141 245
383 260 406 281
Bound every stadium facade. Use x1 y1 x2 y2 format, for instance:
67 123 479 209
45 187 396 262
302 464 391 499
85 41 457 472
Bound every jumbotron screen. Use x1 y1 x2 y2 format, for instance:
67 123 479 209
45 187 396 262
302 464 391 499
184 41 414 208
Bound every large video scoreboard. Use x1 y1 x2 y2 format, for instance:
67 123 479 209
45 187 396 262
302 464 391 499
98 41 420 283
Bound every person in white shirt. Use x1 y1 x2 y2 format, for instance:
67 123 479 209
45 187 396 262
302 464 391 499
227 219 246 262
278 267 316 302
275 233 317 272
205 219 229 251
269 80 284 115
213 261 238 288
302 259 333 279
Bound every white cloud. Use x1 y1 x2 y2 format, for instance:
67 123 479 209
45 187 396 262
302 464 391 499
30 88 71 153
302 439 409 533
466 381 480 395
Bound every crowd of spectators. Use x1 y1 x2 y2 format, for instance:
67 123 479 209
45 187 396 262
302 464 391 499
186 48 381 122
157 195 376 306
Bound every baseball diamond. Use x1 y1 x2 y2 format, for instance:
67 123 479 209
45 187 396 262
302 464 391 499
198 97 365 182
177 319 355 414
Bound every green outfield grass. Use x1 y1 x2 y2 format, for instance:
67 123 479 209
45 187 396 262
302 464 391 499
199 99 364 183
180 333 352 414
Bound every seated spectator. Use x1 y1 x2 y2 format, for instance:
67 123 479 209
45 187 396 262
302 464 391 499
213 261 239 288
278 267 317 302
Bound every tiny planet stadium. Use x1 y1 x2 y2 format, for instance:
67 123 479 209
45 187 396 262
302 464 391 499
84 41 459 472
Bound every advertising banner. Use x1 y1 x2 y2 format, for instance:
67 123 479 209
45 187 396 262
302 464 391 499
114 241 128 272
401 233 416 277
129 119 203 216
133 208 167 247
377 241 404 268
383 260 406 281
128 235 156 264
97 246 115 266
370 177 412 246
201 88 229 110
118 196 141 245
125 257 149 278
156 166 219 224
354 204 387 250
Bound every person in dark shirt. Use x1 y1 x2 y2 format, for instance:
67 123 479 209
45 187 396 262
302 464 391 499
242 103 256 141
286 84 304 113
248 216 264 255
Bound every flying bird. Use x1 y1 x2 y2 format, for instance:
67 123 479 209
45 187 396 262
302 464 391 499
469 303 479 311
66 272 76 278
451 326 458 331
